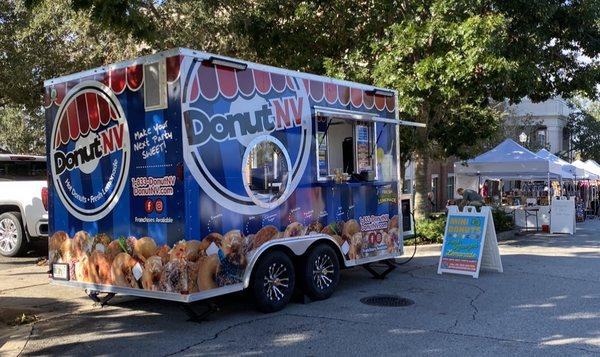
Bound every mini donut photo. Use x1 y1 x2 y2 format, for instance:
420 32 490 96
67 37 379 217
132 237 158 262
49 231 68 264
111 252 138 289
342 219 361 241
305 221 324 235
141 256 163 291
283 222 305 238
251 225 280 251
348 232 364 260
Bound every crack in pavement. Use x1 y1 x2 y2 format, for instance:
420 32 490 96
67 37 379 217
0 283 48 294
16 322 35 357
162 315 281 357
282 312 600 354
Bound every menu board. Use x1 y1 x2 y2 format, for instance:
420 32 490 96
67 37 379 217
356 124 371 172
317 132 328 177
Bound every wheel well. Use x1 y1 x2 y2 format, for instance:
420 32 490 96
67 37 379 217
248 245 298 281
305 239 346 268
0 205 22 216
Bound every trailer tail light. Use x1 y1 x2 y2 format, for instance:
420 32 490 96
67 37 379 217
42 187 48 211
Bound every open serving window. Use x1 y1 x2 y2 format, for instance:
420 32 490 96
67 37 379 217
314 109 403 183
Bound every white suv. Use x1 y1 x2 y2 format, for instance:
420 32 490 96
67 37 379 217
0 154 48 256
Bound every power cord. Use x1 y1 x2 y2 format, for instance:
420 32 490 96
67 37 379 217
393 207 418 265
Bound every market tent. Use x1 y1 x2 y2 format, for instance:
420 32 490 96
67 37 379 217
536 149 580 179
572 160 600 180
454 139 563 196
455 139 563 179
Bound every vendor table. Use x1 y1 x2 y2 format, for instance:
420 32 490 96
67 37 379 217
502 205 550 230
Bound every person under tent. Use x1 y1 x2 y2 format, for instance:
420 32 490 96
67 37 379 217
456 187 485 209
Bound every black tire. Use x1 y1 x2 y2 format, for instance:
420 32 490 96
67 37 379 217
301 244 340 301
0 211 27 257
251 250 295 313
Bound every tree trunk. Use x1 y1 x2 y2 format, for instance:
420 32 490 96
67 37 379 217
413 152 430 220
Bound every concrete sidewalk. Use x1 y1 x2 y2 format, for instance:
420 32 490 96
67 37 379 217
1 220 600 356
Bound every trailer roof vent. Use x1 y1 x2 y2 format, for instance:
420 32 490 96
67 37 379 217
144 59 168 111
360 295 414 307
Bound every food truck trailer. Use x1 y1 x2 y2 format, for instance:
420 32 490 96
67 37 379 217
45 48 418 312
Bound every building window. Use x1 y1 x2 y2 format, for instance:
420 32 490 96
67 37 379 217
447 174 455 201
536 129 547 147
402 179 412 194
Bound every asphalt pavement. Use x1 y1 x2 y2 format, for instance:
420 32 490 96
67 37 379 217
1 221 600 356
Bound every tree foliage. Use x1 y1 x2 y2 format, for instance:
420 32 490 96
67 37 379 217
5 0 600 217
567 100 600 162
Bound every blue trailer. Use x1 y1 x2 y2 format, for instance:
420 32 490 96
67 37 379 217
45 48 418 312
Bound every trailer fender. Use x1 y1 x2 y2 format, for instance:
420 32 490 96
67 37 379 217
242 234 345 289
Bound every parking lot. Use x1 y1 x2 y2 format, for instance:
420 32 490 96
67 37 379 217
2 221 600 356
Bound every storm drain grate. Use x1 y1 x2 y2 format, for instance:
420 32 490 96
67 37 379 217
360 295 414 307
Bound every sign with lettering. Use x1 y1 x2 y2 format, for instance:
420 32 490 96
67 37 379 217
438 206 503 278
550 196 575 234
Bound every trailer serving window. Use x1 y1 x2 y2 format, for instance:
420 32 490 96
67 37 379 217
315 113 377 181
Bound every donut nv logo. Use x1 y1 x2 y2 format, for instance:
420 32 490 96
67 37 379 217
181 60 312 215
50 81 130 221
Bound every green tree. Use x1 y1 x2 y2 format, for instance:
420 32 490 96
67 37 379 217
0 0 141 153
324 1 599 217
17 0 600 220
567 100 600 161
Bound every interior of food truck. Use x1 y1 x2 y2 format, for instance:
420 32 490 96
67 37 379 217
316 115 376 181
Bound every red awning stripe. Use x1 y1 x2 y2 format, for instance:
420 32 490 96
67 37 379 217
271 73 287 93
324 83 337 105
237 68 255 97
216 65 238 99
110 68 127 94
309 80 324 102
86 93 100 131
363 91 375 109
198 62 219 101
374 95 386 111
76 95 90 136
254 70 271 95
166 55 182 83
126 64 144 91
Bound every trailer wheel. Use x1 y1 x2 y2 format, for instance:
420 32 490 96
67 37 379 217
251 250 295 313
0 212 26 257
301 244 340 301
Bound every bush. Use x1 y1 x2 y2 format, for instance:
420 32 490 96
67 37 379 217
415 216 447 243
492 208 514 233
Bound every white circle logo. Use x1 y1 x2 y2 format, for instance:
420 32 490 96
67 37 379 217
50 81 130 221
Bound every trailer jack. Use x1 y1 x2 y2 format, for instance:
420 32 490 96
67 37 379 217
362 259 396 279
179 302 220 323
86 290 116 307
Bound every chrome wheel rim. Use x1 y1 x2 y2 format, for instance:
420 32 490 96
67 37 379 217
312 254 334 290
0 218 18 253
263 262 289 301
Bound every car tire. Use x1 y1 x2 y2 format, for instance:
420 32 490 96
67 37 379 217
301 244 340 301
251 250 295 313
0 211 27 257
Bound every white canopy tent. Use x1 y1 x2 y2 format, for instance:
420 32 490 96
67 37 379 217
536 149 580 180
455 139 564 194
571 160 600 180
